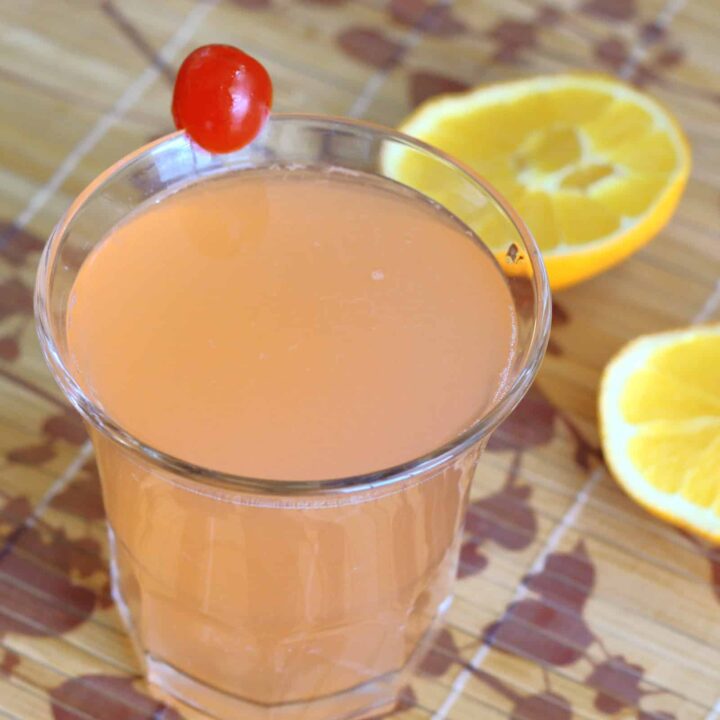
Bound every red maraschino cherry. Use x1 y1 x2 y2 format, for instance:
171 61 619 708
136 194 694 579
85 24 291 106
172 44 273 153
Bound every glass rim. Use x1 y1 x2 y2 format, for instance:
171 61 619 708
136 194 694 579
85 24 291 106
35 113 551 495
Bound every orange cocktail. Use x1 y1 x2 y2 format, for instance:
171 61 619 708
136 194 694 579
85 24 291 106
37 117 550 720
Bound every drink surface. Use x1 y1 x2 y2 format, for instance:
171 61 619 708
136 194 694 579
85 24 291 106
67 167 517 480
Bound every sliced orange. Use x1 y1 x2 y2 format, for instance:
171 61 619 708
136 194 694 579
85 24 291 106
599 325 720 540
384 74 690 290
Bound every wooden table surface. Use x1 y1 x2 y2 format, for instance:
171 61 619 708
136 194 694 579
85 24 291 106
1 1 720 718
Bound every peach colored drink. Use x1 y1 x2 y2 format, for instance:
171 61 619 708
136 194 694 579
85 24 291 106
66 169 516 717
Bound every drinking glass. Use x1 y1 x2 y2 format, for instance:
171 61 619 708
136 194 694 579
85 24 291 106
36 116 551 720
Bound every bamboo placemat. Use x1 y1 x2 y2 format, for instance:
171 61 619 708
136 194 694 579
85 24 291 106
1 1 719 718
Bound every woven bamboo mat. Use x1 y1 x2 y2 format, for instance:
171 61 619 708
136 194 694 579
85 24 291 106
1 0 720 718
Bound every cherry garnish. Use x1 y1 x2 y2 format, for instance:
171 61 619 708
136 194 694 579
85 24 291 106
172 44 273 154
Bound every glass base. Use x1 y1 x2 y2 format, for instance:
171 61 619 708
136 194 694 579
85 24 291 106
109 542 439 720
144 656 399 720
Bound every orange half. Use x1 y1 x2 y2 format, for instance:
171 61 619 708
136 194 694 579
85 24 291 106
600 325 720 540
384 74 690 290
